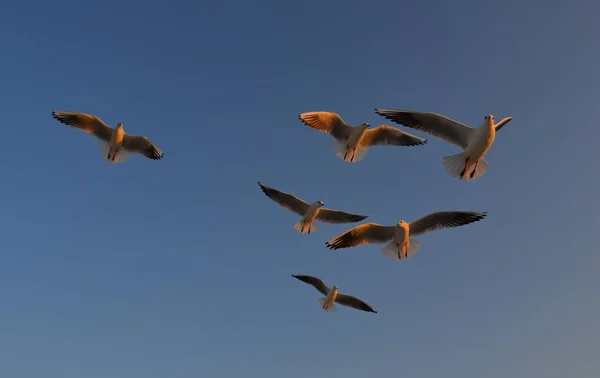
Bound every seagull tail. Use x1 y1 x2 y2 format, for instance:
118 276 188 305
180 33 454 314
442 152 469 180
381 241 401 260
350 146 369 163
99 143 130 164
293 219 318 234
407 238 422 258
470 157 490 180
333 140 348 160
381 238 421 260
333 140 369 163
317 298 337 312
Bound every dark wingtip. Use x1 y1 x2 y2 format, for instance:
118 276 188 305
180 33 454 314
257 182 268 195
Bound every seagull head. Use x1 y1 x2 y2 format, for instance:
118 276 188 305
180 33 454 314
361 122 370 130
484 115 494 124
115 123 124 130
332 285 339 291
316 200 325 207
397 220 408 228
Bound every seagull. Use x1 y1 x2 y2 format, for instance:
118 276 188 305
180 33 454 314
326 211 487 260
258 182 368 234
291 274 377 313
299 111 427 163
52 111 164 163
374 109 513 180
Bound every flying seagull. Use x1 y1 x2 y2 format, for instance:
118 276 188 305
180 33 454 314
258 182 368 234
299 111 427 163
374 109 513 180
52 110 164 163
326 211 487 260
291 274 377 313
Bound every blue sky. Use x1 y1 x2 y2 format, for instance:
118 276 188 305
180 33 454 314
1 0 599 377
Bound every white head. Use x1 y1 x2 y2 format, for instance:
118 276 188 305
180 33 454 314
332 285 339 291
316 200 325 207
115 123 124 131
397 220 408 228
484 115 494 124
360 122 370 130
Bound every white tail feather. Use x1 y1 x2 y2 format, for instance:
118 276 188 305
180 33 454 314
469 157 490 180
381 241 401 260
293 219 319 234
442 153 490 181
406 238 421 258
349 146 369 162
333 139 348 160
317 298 337 312
99 143 130 164
442 152 468 179
381 238 421 260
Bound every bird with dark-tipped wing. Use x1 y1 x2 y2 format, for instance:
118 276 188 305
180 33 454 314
258 182 368 234
375 109 513 180
52 110 164 163
326 211 487 260
299 111 427 163
291 274 377 313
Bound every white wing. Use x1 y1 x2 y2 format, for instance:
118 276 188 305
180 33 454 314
360 125 428 147
375 109 475 149
494 117 514 132
409 211 487 237
258 182 310 216
325 223 395 250
299 111 354 141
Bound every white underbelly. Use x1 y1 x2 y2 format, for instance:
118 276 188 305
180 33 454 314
468 130 495 159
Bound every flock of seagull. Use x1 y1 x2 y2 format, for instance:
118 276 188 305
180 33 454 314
50 107 514 315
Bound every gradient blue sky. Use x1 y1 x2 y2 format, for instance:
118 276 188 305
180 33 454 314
1 0 599 377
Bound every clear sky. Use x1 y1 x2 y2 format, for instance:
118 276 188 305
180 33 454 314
1 0 599 377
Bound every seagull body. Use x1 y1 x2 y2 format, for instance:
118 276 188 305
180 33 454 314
326 211 487 260
375 109 513 180
258 182 368 234
299 111 427 163
52 111 164 163
291 274 377 313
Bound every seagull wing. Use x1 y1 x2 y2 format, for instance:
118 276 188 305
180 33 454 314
325 223 395 250
335 293 377 313
374 109 474 149
494 117 514 132
52 110 113 142
299 111 353 141
409 211 487 237
360 125 427 147
316 208 369 224
258 182 310 216
291 274 329 295
122 134 164 160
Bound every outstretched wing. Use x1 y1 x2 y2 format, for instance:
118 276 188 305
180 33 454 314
494 117 514 132
291 274 329 295
335 293 377 313
409 211 487 237
325 223 395 250
375 109 474 149
52 110 113 142
299 111 353 141
360 125 427 147
258 182 310 216
316 208 368 224
122 134 164 160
